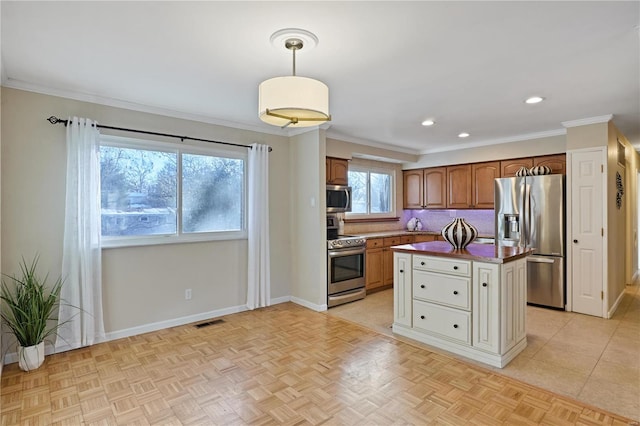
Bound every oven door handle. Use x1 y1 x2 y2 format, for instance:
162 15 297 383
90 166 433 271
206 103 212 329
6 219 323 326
328 247 366 257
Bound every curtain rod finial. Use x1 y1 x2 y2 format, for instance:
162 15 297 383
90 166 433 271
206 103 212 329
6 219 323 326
47 116 61 124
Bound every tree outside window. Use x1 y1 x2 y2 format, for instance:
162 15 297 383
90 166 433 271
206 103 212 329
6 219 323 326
348 166 394 216
100 140 245 244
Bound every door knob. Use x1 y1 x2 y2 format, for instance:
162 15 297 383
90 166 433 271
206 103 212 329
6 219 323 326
573 239 578 244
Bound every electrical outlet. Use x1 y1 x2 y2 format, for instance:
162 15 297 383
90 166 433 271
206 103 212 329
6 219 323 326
185 289 192 300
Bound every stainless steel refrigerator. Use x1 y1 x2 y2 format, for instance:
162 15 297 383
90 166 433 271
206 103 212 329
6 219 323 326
495 175 565 308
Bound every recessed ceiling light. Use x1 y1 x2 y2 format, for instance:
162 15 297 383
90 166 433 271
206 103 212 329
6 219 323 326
421 119 435 126
458 132 470 138
525 96 544 104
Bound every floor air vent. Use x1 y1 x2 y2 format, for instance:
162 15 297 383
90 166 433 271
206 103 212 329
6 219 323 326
195 319 225 328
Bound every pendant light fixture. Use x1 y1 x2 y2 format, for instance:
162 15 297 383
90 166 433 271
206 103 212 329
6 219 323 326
259 29 331 128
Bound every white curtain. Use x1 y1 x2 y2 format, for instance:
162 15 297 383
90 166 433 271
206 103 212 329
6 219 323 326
247 143 271 309
55 117 105 351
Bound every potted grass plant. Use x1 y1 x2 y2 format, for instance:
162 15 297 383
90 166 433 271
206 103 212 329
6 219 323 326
0 256 66 371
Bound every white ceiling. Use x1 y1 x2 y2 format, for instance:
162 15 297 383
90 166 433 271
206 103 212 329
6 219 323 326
2 1 639 154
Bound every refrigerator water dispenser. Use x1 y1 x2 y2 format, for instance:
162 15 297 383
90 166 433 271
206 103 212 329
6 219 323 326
502 214 520 240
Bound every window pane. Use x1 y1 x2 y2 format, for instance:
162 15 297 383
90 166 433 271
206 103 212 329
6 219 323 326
348 170 367 214
182 154 244 233
370 172 391 213
100 146 177 236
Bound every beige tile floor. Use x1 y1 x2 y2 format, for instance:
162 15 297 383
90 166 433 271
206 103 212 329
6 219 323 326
327 282 640 421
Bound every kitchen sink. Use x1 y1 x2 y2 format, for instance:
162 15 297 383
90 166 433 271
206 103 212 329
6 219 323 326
474 237 495 244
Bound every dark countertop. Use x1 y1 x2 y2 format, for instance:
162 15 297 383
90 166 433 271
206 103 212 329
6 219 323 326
353 230 494 239
391 241 532 264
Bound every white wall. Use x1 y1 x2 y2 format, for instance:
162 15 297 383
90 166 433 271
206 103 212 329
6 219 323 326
1 88 293 345
407 134 567 169
289 129 327 309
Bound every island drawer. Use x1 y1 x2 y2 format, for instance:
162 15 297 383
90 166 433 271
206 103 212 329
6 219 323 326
413 255 471 277
413 270 471 310
412 300 471 345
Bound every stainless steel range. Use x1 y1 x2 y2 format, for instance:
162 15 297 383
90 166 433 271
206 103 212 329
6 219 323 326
327 215 366 308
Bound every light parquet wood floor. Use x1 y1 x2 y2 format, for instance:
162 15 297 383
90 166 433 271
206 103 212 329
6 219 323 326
1 302 636 425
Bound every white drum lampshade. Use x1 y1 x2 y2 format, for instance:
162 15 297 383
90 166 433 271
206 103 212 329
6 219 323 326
259 76 330 127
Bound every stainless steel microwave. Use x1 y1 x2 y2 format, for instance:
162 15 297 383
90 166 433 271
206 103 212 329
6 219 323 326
326 185 352 213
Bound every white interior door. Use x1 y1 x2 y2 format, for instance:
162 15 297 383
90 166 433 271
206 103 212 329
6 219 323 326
571 149 604 317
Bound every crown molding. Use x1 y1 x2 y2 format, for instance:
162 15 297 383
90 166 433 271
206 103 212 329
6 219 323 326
561 115 613 128
325 130 421 156
418 128 567 155
1 77 290 138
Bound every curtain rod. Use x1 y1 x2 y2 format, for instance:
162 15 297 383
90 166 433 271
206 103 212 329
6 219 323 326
46 116 272 152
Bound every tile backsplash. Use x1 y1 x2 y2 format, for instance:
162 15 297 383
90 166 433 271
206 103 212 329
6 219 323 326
343 209 496 237
401 209 495 236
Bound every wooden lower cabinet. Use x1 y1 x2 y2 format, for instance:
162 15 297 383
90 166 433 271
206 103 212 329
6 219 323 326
382 237 401 286
413 234 436 243
365 246 384 291
366 234 434 292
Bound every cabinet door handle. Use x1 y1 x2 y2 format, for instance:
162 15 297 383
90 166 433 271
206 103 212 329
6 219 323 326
420 315 425 320
453 266 458 270
573 239 578 244
453 290 458 295
399 269 404 273
421 261 425 266
482 283 488 287
453 324 458 329
420 284 425 289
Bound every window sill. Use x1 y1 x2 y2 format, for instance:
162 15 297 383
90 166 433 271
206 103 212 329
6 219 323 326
101 231 247 249
344 217 401 224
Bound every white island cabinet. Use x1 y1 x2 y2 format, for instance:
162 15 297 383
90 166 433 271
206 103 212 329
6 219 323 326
392 241 530 368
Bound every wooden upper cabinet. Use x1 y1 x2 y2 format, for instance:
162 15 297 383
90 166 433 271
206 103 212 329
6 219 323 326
326 157 349 185
534 154 566 175
472 161 500 209
403 169 424 209
403 167 446 209
500 158 533 178
424 167 447 209
447 164 472 209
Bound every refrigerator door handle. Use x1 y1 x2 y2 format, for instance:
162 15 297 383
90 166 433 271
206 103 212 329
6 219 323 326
527 256 555 264
522 179 529 247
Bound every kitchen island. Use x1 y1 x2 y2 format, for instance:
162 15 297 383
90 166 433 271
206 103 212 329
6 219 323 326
392 241 532 368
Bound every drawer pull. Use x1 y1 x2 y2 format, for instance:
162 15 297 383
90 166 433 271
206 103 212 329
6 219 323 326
420 315 425 320
482 283 488 287
453 324 458 329
399 269 404 273
453 266 458 270
421 261 425 266
420 284 425 289
453 290 458 295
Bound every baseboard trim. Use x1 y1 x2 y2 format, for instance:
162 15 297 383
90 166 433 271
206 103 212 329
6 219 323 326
3 297 290 365
607 289 626 319
290 296 327 312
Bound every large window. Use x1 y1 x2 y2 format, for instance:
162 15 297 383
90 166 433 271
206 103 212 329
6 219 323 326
348 165 395 217
100 136 245 246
